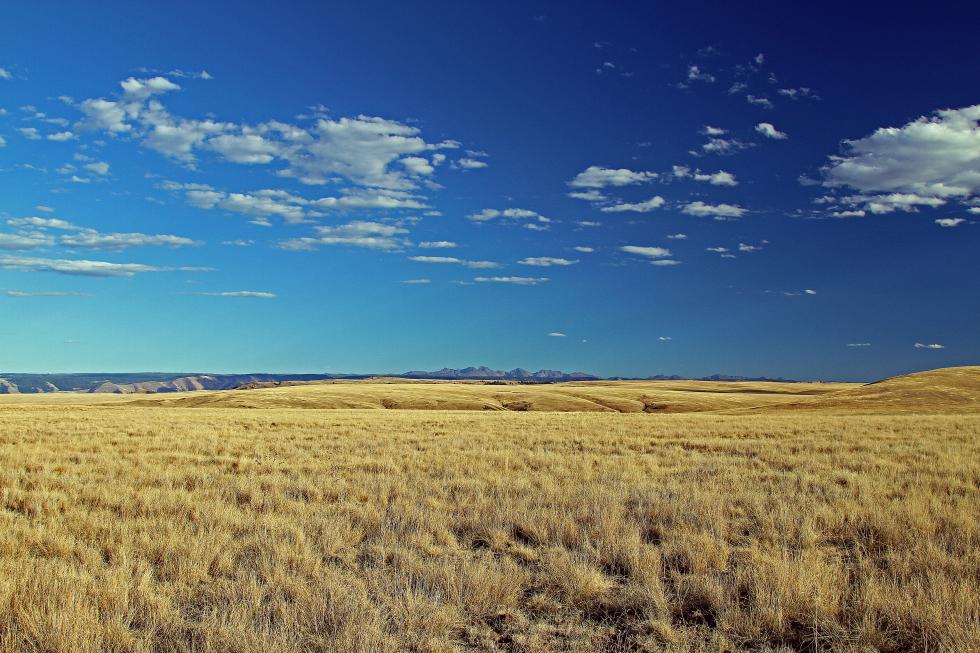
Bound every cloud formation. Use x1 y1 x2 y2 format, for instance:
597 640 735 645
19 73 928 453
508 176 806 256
599 196 666 213
0 256 206 277
409 256 498 268
518 257 578 267
755 122 788 139
473 276 548 285
278 221 410 251
568 166 657 189
682 201 746 218
75 76 465 198
821 104 980 214
673 166 737 186
195 291 276 299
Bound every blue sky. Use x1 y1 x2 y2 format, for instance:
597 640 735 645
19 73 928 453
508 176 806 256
1 1 978 380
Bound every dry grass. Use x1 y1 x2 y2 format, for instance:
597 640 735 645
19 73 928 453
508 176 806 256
124 378 856 413
1 388 978 652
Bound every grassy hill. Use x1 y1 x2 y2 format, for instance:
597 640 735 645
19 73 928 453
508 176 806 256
104 366 980 415
754 366 980 414
125 377 854 412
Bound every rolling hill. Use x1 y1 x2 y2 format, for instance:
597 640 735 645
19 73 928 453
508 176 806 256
757 365 980 414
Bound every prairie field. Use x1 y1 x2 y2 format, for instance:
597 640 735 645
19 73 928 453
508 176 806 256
0 369 978 652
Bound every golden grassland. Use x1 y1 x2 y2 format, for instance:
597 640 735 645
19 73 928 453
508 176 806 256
0 368 978 652
126 378 856 413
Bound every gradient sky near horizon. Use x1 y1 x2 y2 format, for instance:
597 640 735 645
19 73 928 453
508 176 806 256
1 1 978 381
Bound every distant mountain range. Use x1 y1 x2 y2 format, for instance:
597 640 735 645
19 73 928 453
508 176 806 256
0 368 796 394
402 367 598 381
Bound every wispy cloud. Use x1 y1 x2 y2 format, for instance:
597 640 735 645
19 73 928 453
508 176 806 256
194 291 276 299
473 276 548 285
518 257 578 267
0 256 209 277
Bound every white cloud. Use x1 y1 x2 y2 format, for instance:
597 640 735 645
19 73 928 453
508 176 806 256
454 157 488 169
847 343 871 347
313 188 429 210
666 233 687 240
658 336 672 341
674 166 737 186
0 67 11 80
58 230 201 251
278 221 410 251
7 217 80 231
221 239 254 247
207 133 282 164
567 189 608 202
195 291 276 299
651 259 681 266
701 125 727 136
782 289 817 296
468 208 549 223
548 332 566 337
47 131 75 142
4 217 200 251
746 95 773 109
935 217 966 227
193 189 308 223
573 246 594 253
84 161 110 175
821 105 980 214
175 184 426 224
682 201 746 218
4 290 92 298
76 77 460 193
0 135 5 148
142 113 230 162
914 343 945 349
706 247 728 253
400 278 431 284
600 196 665 213
401 156 435 175
473 276 548 285
18 127 41 140
568 166 657 189
701 137 750 155
686 65 715 83
0 233 55 250
755 122 788 139
419 240 456 249
621 245 671 259
849 193 948 214
409 255 498 269
0 255 204 277
738 243 763 252
34 206 55 213
778 87 818 100
519 257 578 267
119 76 181 100
277 115 457 189
577 220 600 227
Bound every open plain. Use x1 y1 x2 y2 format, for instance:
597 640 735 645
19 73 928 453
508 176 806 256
0 368 978 652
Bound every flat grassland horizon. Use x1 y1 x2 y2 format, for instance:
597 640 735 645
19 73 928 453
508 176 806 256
0 367 977 652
